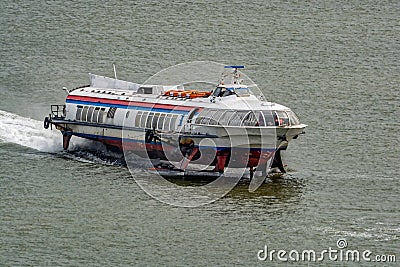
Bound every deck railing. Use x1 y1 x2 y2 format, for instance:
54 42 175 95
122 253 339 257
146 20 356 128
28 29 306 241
50 105 66 118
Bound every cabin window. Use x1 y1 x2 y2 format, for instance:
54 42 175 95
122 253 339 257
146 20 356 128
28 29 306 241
242 111 259 126
208 110 225 125
198 109 215 125
194 112 202 124
152 113 159 129
81 106 89 122
206 110 218 125
287 110 300 125
125 111 130 119
137 87 153 94
140 112 148 128
158 114 166 130
275 111 290 126
87 106 95 122
98 108 105 123
107 107 117 118
261 111 275 126
164 114 172 131
92 107 100 123
218 110 235 126
194 109 212 125
135 111 143 127
186 108 200 123
201 109 214 125
255 112 264 126
203 110 215 125
76 105 83 121
170 114 178 130
228 111 247 126
146 112 154 129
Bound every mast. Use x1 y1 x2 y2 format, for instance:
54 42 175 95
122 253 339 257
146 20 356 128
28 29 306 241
223 65 245 85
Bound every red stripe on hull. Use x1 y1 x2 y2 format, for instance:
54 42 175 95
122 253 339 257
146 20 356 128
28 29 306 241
97 138 271 168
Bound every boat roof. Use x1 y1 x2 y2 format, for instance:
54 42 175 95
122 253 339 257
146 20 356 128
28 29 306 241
69 84 290 112
67 73 291 112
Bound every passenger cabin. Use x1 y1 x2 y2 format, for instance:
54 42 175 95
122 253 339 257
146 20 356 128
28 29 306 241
194 109 301 127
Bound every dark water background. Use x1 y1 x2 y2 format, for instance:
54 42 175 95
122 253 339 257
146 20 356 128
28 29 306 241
1 0 399 266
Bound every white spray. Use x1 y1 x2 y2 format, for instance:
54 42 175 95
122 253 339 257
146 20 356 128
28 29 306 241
0 110 99 153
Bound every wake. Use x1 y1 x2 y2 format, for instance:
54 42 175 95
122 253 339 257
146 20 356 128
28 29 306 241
0 110 125 165
0 110 62 152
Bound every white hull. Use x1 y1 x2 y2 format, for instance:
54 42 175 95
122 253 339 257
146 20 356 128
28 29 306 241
45 71 307 174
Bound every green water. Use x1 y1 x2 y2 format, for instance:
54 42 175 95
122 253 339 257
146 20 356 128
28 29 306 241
1 0 399 266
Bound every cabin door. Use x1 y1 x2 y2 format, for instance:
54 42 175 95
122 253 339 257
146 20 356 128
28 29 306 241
184 108 200 132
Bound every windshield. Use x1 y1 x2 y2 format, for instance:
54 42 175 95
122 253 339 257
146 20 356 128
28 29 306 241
212 86 250 97
234 87 250 96
212 87 235 97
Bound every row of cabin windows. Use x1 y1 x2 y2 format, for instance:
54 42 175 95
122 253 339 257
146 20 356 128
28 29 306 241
76 105 107 123
75 105 300 128
194 109 300 127
75 105 181 131
195 109 263 126
135 111 180 131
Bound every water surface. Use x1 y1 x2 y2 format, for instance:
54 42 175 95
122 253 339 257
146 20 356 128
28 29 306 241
1 0 399 265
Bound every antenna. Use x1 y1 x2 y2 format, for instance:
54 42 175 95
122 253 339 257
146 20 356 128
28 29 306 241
62 86 70 94
113 63 118 80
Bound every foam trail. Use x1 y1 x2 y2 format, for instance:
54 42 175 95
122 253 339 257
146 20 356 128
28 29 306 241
0 110 125 165
0 110 104 153
0 110 64 152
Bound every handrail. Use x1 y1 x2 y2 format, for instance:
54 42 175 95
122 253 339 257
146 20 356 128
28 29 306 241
51 105 66 118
